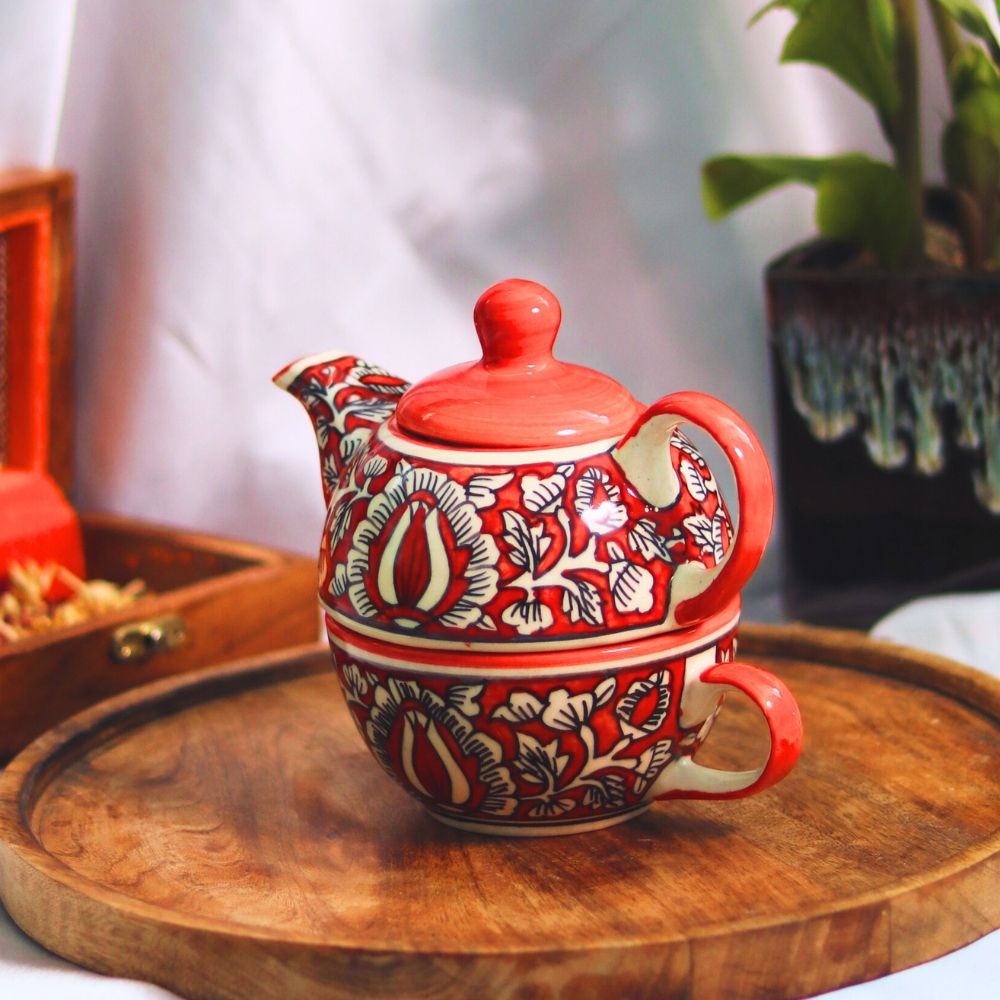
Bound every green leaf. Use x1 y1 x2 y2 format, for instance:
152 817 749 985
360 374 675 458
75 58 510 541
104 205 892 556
932 0 1000 66
701 154 867 219
781 0 901 115
943 87 1000 205
949 43 1000 102
944 88 1000 267
748 0 815 27
814 160 919 266
867 0 896 62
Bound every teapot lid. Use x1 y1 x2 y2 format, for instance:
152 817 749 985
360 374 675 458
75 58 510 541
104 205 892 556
395 279 644 448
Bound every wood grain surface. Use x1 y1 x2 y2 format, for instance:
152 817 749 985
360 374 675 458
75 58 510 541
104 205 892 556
1 625 998 1000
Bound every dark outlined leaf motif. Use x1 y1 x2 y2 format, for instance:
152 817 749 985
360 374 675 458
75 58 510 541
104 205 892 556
573 467 628 535
540 689 597 732
616 671 671 739
582 774 627 809
633 740 674 795
594 677 616 707
514 733 570 785
684 514 715 554
672 431 709 467
711 514 731 562
490 692 544 723
685 512 732 561
314 413 335 448
561 577 605 626
341 662 370 700
466 472 515 511
521 464 573 514
362 455 388 479
680 458 717 502
606 542 655 614
323 455 339 498
501 510 552 570
500 596 554 635
339 428 369 463
328 498 350 547
446 684 484 718
528 798 576 818
628 518 684 563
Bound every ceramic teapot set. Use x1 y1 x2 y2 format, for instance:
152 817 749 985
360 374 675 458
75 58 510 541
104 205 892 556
276 278 802 836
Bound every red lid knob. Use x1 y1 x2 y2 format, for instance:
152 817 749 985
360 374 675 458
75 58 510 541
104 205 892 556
474 279 561 369
394 277 643 447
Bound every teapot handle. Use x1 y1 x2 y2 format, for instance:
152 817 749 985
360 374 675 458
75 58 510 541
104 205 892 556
616 392 774 628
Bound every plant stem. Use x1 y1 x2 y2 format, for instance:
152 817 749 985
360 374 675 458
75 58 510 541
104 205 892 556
927 0 963 92
927 0 983 267
894 0 926 265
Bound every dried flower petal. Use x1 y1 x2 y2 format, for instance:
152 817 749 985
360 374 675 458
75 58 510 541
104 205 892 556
1 561 149 644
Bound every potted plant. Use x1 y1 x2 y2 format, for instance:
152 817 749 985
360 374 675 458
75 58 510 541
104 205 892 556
702 0 1000 626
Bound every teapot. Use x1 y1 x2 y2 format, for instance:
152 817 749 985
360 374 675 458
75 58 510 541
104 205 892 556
276 278 801 835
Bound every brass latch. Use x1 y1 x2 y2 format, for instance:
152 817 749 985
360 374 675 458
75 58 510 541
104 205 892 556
110 615 186 663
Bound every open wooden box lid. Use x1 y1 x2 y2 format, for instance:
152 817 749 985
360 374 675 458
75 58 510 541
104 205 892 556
0 169 74 495
0 169 319 761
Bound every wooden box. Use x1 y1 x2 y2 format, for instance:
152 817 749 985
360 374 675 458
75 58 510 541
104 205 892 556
0 171 318 761
0 514 317 760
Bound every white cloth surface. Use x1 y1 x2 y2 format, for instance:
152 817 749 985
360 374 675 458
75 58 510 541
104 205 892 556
871 592 1000 678
12 0 921 601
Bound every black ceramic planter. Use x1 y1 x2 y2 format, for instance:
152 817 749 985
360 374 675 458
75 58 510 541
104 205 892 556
766 238 1000 628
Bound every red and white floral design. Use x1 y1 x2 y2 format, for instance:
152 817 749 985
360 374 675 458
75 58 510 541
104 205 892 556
278 352 741 645
339 462 501 631
316 427 733 645
351 673 518 817
330 624 738 830
276 283 798 834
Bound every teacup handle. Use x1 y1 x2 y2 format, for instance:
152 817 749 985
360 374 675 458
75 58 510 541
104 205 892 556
614 392 774 628
652 661 803 800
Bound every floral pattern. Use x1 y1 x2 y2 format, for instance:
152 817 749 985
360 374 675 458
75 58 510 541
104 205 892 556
345 462 501 631
331 629 737 827
288 357 410 483
616 670 671 738
360 675 517 816
284 354 735 643
321 430 733 642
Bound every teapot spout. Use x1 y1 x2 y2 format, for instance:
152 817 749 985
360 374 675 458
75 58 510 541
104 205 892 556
273 351 410 505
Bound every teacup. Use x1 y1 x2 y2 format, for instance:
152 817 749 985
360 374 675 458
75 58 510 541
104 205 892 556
326 599 802 836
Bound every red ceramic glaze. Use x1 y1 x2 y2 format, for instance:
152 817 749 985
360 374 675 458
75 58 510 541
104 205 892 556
274 356 771 644
0 207 85 585
275 277 798 834
0 470 84 589
326 601 802 834
395 279 645 447
616 392 775 628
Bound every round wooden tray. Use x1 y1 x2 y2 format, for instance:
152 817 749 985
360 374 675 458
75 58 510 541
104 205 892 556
1 625 998 1000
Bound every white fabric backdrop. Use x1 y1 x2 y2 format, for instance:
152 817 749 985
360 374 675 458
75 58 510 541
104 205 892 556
8 0 959 604
2 2 998 997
